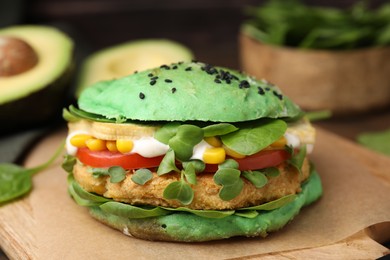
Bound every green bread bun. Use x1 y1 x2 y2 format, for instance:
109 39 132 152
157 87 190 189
81 170 322 242
78 61 302 122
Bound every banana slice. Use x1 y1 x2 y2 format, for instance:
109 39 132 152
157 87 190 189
68 120 160 140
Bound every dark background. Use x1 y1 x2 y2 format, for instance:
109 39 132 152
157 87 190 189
1 0 388 69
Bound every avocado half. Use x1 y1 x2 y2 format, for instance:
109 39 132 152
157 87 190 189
76 39 193 97
0 25 73 133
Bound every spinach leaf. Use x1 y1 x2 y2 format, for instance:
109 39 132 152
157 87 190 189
243 0 390 49
221 119 287 155
100 201 169 219
234 210 259 218
0 139 65 205
131 169 153 185
162 207 235 219
0 164 32 204
241 194 297 211
202 123 238 137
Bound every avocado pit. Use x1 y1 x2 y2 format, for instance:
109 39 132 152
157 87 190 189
0 36 39 77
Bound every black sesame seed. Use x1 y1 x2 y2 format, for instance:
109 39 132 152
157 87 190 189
225 79 231 84
139 92 145 99
178 61 183 65
239 80 250 89
171 87 177 93
214 79 221 83
147 73 154 77
172 65 178 70
150 80 156 86
185 67 192 71
258 87 265 95
165 79 173 83
151 76 158 80
134 70 138 74
265 87 271 91
273 91 283 100
160 64 170 70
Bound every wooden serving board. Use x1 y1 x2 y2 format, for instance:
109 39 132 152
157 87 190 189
0 127 389 259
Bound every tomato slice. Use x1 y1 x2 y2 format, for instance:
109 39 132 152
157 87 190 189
77 148 164 169
204 149 290 172
76 148 289 172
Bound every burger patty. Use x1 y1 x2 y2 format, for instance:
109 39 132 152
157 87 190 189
73 159 310 210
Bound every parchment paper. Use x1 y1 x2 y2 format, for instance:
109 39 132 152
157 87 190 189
23 128 390 259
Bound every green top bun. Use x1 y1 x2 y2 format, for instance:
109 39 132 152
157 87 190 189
78 61 302 122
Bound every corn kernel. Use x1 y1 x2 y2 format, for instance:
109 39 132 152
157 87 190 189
86 138 106 151
204 136 222 147
270 136 287 148
116 139 134 153
203 147 226 164
70 134 93 148
106 140 118 152
224 146 246 159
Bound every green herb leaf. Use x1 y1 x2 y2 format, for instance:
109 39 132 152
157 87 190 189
221 119 287 155
241 194 297 211
219 178 244 201
182 160 205 173
163 180 194 205
90 167 109 178
202 123 238 137
131 169 153 185
263 167 280 177
288 145 307 174
162 207 235 219
168 124 204 161
213 168 244 201
62 155 76 173
182 167 197 185
242 170 268 188
154 122 181 144
213 168 241 186
157 149 180 175
108 166 127 183
218 159 239 170
100 201 169 219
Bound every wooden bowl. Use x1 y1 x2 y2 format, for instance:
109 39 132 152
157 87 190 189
239 33 390 115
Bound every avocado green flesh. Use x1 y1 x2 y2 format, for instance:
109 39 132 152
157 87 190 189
86 171 322 242
76 39 193 97
0 25 73 132
78 62 302 122
0 25 73 104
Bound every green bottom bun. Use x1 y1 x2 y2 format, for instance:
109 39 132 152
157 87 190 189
72 170 322 242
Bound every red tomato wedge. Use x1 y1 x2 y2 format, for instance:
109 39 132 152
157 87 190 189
204 149 290 172
76 148 290 172
77 148 164 169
